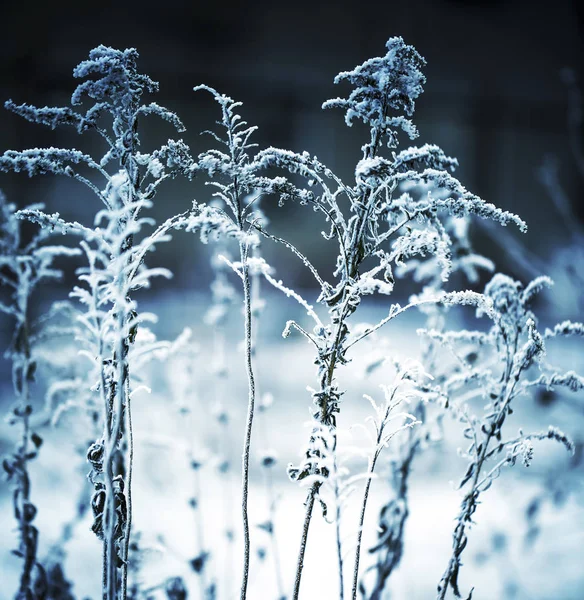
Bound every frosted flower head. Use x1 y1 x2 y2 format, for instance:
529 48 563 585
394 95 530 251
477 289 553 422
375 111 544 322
484 274 521 315
323 37 426 149
483 273 525 333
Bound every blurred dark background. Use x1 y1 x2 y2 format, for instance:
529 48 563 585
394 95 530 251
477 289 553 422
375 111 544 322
0 0 583 293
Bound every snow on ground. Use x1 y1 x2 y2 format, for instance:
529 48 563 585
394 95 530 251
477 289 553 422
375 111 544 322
1 289 583 599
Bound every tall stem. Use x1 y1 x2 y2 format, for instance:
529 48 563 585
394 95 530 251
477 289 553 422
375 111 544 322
334 473 344 600
291 298 352 594
103 240 133 600
292 484 317 600
351 455 378 599
17 338 35 595
239 239 257 600
121 377 133 599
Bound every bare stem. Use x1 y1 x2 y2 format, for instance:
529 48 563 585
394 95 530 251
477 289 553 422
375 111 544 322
292 484 317 600
351 456 378 599
334 474 344 600
239 239 257 600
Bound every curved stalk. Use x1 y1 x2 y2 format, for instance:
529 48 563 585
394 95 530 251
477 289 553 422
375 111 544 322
239 238 257 600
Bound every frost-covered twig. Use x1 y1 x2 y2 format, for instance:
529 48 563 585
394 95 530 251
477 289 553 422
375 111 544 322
431 274 581 600
364 214 494 599
189 85 270 600
350 364 421 599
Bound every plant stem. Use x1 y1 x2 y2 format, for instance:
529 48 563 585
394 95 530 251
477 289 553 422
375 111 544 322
104 439 118 600
239 239 257 600
437 342 523 600
121 377 133 600
368 437 416 600
292 298 352 595
333 470 344 600
17 359 35 595
351 454 379 599
292 484 317 600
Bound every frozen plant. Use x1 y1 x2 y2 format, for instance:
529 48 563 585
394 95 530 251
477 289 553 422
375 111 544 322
0 46 194 600
365 210 495 600
349 359 423 598
420 274 582 599
0 193 79 600
186 85 285 600
251 36 524 598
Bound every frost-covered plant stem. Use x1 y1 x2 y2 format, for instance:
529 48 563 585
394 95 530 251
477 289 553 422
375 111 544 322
350 374 420 599
12 339 42 599
432 275 581 599
292 487 316 600
291 297 355 599
437 368 520 600
10 295 39 598
351 460 376 600
189 86 269 600
239 237 257 600
333 458 345 600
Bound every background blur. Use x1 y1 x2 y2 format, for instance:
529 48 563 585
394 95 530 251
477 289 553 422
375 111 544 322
0 1 583 599
0 0 583 290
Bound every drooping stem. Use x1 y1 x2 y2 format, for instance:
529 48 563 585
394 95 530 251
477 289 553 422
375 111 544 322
292 484 317 600
239 238 257 600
